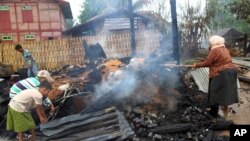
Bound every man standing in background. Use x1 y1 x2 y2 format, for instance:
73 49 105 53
15 44 38 77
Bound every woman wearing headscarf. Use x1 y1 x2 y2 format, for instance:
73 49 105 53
193 35 239 118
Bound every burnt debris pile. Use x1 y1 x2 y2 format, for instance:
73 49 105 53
0 50 234 141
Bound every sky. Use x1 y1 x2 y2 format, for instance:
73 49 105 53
65 0 85 19
65 0 205 21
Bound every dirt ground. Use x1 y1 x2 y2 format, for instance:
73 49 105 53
217 81 250 136
228 82 250 124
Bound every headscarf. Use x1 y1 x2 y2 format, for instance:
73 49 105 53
209 35 225 49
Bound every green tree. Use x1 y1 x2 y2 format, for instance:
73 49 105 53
205 0 250 34
205 0 236 31
228 0 250 23
227 0 250 34
66 19 75 28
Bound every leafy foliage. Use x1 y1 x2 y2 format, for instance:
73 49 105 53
205 0 250 34
66 19 75 28
205 0 237 31
228 0 250 23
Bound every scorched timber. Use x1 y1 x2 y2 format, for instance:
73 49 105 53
211 120 234 131
238 75 250 83
149 123 192 134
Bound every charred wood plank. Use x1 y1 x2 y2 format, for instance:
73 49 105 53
211 120 234 131
0 116 6 128
203 131 215 141
149 123 192 134
0 62 14 77
41 112 118 136
238 75 250 83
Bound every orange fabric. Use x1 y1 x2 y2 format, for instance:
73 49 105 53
195 47 236 78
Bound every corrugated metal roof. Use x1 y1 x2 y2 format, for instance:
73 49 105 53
104 18 138 30
190 68 209 93
63 9 149 35
40 107 134 140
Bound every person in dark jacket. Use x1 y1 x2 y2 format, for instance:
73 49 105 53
193 35 239 118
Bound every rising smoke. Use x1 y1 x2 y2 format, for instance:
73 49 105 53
93 54 182 112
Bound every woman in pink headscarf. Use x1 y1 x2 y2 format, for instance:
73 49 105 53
193 35 239 118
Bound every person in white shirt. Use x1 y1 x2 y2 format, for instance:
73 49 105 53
6 80 52 141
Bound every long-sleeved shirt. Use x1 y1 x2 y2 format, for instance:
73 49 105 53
10 77 52 107
195 47 236 78
22 49 35 66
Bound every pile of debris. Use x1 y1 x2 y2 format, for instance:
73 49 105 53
1 50 249 141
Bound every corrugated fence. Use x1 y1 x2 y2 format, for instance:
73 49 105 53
0 30 160 71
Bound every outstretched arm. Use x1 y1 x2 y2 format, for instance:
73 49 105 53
36 105 47 123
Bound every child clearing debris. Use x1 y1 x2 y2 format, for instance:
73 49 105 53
9 70 55 113
6 80 52 141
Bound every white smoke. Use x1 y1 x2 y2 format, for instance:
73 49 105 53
94 68 138 99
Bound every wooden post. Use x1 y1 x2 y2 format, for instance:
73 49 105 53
128 0 136 56
0 39 3 62
170 0 180 64
243 34 247 56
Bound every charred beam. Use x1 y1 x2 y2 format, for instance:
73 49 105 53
211 120 234 131
238 75 250 83
170 0 180 64
149 123 192 134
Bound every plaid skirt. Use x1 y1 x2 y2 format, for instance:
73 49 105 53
208 68 239 106
6 106 36 133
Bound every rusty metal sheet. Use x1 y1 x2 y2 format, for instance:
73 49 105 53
191 67 240 93
190 67 209 93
